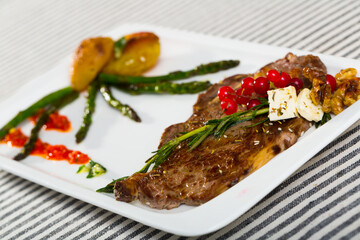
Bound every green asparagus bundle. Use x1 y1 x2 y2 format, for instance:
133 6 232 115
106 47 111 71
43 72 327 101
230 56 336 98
75 59 239 142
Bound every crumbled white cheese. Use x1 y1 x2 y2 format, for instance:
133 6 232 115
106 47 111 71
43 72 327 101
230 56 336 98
268 86 298 121
296 88 324 122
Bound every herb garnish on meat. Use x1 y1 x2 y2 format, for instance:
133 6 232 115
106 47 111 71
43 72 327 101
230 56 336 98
97 104 269 193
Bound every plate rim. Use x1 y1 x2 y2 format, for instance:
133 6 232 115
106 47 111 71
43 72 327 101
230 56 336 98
0 23 359 236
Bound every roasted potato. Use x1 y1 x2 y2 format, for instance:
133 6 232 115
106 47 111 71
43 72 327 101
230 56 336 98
70 37 114 91
102 32 160 76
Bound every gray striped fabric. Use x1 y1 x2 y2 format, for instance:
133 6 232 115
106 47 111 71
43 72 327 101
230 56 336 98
0 0 359 239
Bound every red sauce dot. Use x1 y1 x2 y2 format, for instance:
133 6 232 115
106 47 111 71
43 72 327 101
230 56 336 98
45 112 71 132
1 128 90 165
29 110 71 132
46 145 71 160
1 128 28 147
68 151 90 164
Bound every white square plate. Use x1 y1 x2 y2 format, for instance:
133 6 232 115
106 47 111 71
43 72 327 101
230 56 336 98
0 24 359 236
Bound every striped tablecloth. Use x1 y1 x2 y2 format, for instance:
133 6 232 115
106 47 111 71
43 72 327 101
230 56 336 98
1 0 359 239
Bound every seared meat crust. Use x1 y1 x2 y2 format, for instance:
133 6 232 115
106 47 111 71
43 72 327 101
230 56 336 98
114 53 327 209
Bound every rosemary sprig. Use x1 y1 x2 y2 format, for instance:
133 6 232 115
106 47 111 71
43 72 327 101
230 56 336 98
96 176 129 193
97 104 269 193
315 112 332 128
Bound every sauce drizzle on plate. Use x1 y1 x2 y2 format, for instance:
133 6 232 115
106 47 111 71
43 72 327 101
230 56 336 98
1 128 89 164
29 110 71 132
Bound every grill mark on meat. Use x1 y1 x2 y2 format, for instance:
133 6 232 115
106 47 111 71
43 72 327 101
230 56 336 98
114 53 327 209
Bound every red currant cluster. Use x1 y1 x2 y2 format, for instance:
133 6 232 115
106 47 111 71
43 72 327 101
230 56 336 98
218 86 252 115
218 82 263 115
266 70 303 90
218 69 337 115
218 69 300 115
267 69 336 92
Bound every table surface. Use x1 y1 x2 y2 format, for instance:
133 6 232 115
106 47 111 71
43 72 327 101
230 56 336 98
1 0 359 239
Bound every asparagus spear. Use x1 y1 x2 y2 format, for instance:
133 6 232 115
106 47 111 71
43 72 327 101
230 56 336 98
97 104 269 193
75 81 98 143
98 60 240 84
99 84 141 122
120 80 212 95
14 90 79 160
0 86 74 140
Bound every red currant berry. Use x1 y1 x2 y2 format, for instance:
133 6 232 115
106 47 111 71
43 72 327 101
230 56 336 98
254 77 270 95
221 98 238 115
241 77 255 95
267 69 280 83
258 94 268 99
326 74 336 93
274 72 291 88
235 95 250 105
218 86 235 101
288 78 303 91
236 87 252 96
247 99 261 110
